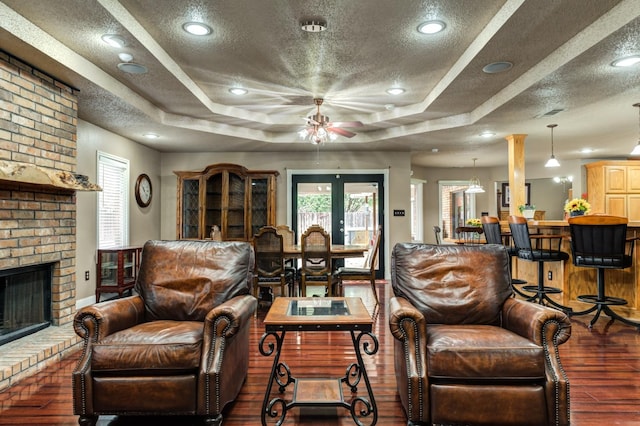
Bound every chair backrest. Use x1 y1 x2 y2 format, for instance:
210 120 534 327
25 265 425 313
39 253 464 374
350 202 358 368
135 240 254 322
433 225 442 244
301 224 331 276
275 224 295 246
507 215 533 251
391 243 512 325
481 216 502 245
364 225 383 271
253 226 285 278
568 214 631 268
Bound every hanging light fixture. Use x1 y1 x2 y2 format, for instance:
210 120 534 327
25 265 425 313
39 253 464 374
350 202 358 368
465 158 485 193
544 124 560 167
630 103 640 156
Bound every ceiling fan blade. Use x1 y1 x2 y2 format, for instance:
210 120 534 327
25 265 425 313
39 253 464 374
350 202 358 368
328 121 363 128
329 127 357 138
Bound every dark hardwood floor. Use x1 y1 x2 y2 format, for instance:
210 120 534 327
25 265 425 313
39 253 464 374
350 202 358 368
1 281 639 425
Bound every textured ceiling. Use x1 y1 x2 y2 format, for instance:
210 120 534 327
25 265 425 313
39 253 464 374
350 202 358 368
1 0 639 167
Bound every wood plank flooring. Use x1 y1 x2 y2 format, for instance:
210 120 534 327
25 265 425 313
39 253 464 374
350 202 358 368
0 281 639 425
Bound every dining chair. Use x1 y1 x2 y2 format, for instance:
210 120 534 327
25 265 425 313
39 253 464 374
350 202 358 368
300 224 338 297
334 225 382 306
433 225 442 244
252 226 294 306
275 224 298 294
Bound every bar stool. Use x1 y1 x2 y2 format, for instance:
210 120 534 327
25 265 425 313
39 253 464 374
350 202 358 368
568 214 640 330
481 216 531 299
508 215 572 312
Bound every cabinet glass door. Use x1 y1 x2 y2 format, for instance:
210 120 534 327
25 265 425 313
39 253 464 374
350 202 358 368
250 177 269 237
226 172 246 240
181 178 200 238
205 173 223 238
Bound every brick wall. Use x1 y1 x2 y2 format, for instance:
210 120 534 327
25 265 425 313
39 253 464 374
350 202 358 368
0 50 79 326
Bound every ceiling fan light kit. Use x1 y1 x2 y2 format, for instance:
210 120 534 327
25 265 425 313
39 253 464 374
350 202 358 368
300 98 363 145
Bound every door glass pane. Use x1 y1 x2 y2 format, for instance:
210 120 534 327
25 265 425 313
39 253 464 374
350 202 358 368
182 178 200 238
250 178 268 237
344 182 378 268
296 182 332 239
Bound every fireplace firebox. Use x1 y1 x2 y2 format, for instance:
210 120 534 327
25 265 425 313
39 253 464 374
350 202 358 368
0 263 54 346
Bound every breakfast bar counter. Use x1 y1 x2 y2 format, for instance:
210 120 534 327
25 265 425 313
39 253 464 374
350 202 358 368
502 220 640 321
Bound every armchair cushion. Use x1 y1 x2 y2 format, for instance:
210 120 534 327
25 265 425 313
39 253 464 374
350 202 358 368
136 240 253 321
427 325 545 380
91 320 202 373
391 243 512 325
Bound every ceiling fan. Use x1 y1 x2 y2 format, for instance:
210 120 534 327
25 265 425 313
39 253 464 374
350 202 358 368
300 98 363 145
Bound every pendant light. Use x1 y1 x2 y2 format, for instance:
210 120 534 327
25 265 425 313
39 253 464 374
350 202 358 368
465 158 485 193
631 103 640 156
544 124 560 167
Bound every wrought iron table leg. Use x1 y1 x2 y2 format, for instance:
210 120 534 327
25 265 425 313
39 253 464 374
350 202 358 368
347 329 379 426
259 330 292 426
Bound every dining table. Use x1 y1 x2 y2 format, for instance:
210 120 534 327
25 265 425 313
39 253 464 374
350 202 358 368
283 244 368 259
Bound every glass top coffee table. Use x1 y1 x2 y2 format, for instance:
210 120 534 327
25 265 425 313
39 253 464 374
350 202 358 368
259 297 378 425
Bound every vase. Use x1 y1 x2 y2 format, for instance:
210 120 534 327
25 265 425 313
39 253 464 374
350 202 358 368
570 211 585 217
522 209 535 219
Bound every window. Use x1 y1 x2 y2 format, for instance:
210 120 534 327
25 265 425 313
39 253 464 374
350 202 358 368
438 180 479 240
410 179 424 242
97 152 129 248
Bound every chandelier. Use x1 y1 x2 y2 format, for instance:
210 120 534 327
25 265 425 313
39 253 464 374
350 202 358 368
631 103 640 156
465 158 485 193
544 124 560 167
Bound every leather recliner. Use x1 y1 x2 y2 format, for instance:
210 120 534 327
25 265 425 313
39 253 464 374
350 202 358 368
388 243 571 426
72 240 257 426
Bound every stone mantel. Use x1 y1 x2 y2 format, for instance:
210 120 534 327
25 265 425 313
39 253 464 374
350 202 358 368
0 160 101 192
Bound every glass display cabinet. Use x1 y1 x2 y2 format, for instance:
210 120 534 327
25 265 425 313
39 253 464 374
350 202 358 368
95 246 142 303
175 163 278 241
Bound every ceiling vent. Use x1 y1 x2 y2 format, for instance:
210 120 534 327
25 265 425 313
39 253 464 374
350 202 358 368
537 108 565 118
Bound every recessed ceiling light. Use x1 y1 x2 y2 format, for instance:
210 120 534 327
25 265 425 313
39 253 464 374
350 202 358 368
386 87 405 95
417 20 446 34
482 61 513 74
143 133 159 139
479 131 495 137
301 20 327 33
182 22 212 36
229 87 248 95
117 63 148 74
118 52 134 62
611 55 640 67
580 148 594 154
101 34 126 48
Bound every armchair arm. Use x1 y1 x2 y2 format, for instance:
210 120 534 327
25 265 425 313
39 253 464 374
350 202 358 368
388 296 429 424
502 297 571 346
72 295 145 416
502 297 572 426
73 295 145 342
198 294 257 416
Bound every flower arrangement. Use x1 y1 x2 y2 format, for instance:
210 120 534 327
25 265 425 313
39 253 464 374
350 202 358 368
518 204 536 213
466 218 481 227
564 198 590 214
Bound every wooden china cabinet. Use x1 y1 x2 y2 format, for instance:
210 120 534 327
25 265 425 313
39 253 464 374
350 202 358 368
175 163 278 241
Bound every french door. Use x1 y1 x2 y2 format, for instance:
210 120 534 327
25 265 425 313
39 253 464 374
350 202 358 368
291 173 384 277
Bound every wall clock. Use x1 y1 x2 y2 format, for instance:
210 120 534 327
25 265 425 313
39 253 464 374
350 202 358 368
135 173 152 207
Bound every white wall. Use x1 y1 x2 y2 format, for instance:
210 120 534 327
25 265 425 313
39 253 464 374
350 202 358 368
75 120 162 305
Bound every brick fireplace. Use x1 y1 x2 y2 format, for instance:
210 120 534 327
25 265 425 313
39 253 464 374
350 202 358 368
0 51 96 390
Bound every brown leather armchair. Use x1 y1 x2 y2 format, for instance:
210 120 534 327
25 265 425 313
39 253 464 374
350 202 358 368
388 243 571 426
72 240 257 426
